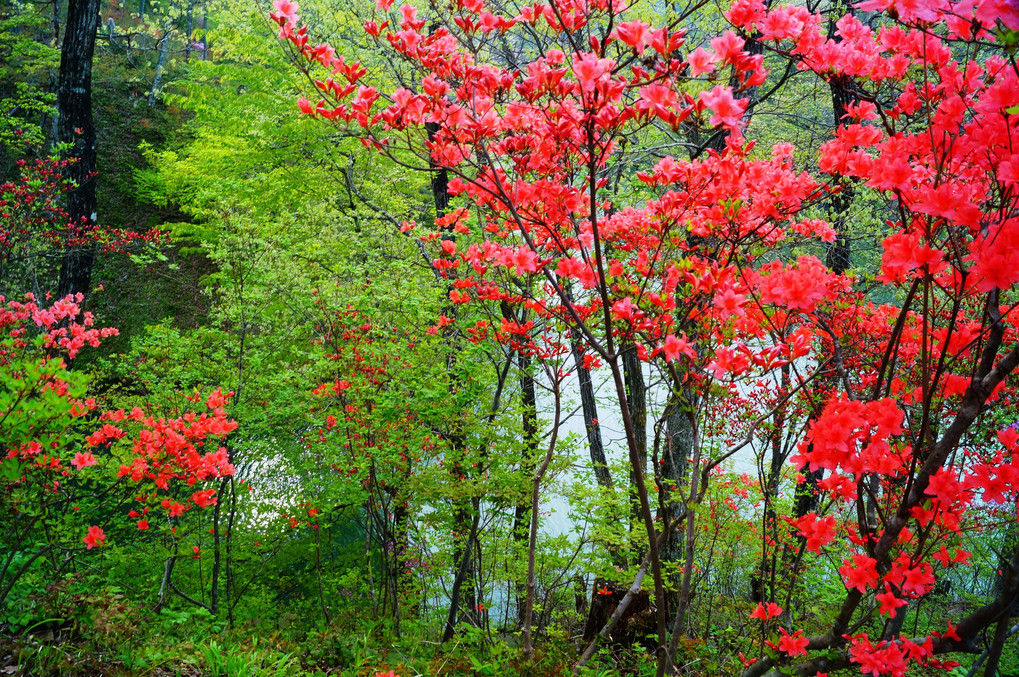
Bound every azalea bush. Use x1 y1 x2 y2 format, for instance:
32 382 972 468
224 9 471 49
268 0 1019 673
0 292 237 627
0 153 161 295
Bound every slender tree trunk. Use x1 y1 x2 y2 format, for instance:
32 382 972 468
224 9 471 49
667 421 702 659
315 519 330 625
623 342 648 551
522 386 561 660
442 499 480 643
513 350 538 628
148 31 170 107
184 2 193 61
570 337 613 491
153 557 175 612
209 477 227 614
606 357 669 677
426 115 480 637
391 497 411 634
56 0 101 300
224 476 237 625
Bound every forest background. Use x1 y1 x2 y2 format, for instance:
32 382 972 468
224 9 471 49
2 0 1019 674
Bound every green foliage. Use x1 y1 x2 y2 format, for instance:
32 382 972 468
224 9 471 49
199 638 300 677
0 0 58 153
3 0 1016 673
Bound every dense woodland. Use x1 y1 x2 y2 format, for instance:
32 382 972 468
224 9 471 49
3 0 1019 674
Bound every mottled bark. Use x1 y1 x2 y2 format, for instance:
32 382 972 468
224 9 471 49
659 391 694 610
148 31 170 107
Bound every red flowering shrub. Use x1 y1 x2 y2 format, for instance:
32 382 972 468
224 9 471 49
269 0 1019 672
0 294 236 610
0 155 160 289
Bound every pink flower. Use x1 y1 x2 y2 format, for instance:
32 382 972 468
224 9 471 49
699 86 747 129
71 451 97 470
614 21 650 53
777 628 809 656
662 334 695 362
272 0 299 24
686 47 719 76
83 525 106 550
750 602 783 620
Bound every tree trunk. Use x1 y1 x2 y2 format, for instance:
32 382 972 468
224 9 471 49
570 335 613 491
522 387 561 660
442 499 480 642
622 342 648 555
148 31 170 107
391 496 412 633
56 0 101 300
825 71 858 273
513 351 538 628
659 391 694 612
606 356 669 677
184 3 193 61
209 477 227 614
426 115 479 639
790 7 859 526
224 475 237 625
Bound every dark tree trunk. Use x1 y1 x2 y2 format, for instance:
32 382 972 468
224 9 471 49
659 391 694 612
825 73 857 274
622 344 647 465
622 342 648 561
442 498 480 643
568 310 613 491
513 351 538 627
56 0 101 300
824 0 858 275
224 476 238 625
209 476 228 614
790 10 860 527
427 117 478 638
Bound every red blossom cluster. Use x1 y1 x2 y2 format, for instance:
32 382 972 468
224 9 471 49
0 294 237 549
0 293 118 362
0 157 161 274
